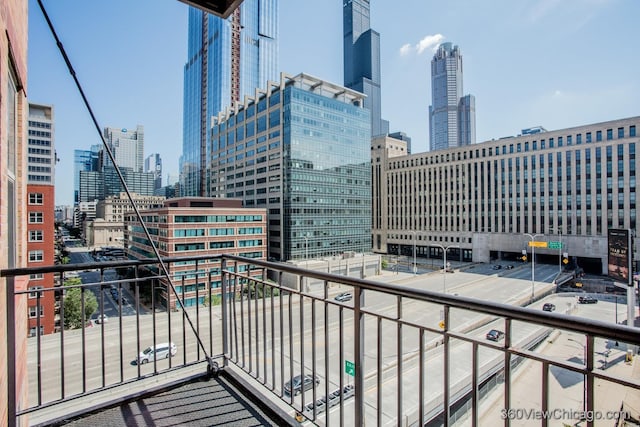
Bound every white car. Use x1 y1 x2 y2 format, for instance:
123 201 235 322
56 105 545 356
95 314 109 324
137 342 177 364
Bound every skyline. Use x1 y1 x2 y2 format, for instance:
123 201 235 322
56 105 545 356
27 0 640 205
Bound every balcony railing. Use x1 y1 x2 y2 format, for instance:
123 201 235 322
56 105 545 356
3 254 639 426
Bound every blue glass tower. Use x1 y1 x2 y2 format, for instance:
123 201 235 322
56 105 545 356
343 0 388 138
182 0 279 196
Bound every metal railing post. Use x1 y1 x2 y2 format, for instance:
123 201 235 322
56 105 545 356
7 276 16 424
354 285 365 426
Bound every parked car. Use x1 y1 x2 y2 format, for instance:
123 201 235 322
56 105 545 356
542 303 556 312
578 295 598 304
486 329 505 341
95 314 109 324
284 374 319 396
334 292 352 302
505 265 514 270
492 265 502 270
137 342 177 364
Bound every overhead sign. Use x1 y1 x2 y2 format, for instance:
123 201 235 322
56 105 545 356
548 241 563 249
528 241 548 248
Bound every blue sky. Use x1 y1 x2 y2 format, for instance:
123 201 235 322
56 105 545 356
28 0 639 205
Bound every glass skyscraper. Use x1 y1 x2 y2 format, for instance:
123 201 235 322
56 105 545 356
343 0 388 138
429 42 476 151
182 0 279 196
208 73 371 261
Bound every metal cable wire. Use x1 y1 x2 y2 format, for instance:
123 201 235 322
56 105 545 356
36 0 213 366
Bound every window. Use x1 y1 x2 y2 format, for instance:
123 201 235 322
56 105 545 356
29 250 44 262
29 212 44 223
29 326 44 337
29 306 44 318
607 129 613 140
29 273 44 280
596 130 602 142
29 193 44 204
618 127 624 138
631 125 636 137
29 286 44 298
29 230 44 242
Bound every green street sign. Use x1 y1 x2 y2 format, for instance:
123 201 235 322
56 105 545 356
345 360 355 377
548 241 563 249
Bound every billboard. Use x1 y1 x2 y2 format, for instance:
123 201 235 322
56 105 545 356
607 229 631 284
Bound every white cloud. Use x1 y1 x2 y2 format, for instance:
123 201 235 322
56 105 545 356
416 34 445 54
398 34 445 57
399 43 412 56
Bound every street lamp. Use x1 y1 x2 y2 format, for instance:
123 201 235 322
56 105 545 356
524 233 544 301
432 244 460 293
412 231 417 275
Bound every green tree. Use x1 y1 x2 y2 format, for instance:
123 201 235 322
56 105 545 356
203 294 222 307
381 258 388 269
63 278 98 329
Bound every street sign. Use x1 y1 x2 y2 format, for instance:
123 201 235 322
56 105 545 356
528 241 548 248
548 241 563 249
345 360 355 377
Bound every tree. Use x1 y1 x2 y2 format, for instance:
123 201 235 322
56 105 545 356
62 277 97 329
381 258 388 269
203 294 222 307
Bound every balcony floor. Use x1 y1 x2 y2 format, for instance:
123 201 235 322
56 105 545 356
50 373 287 427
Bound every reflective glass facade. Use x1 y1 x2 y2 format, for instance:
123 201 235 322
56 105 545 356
182 0 279 197
209 74 371 261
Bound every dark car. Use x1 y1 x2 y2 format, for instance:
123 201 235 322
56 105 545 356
578 295 598 304
284 374 319 396
542 303 556 312
492 265 502 270
334 292 352 302
505 265 514 270
486 329 505 341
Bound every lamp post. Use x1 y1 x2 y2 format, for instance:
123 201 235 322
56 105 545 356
412 231 417 275
524 233 544 301
433 244 460 293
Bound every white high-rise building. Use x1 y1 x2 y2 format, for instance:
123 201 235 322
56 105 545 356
103 125 144 172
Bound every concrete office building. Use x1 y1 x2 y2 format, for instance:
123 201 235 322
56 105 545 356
103 126 144 173
343 0 388 138
429 42 476 151
373 117 640 274
84 192 166 248
26 103 57 335
123 198 266 310
209 73 371 261
181 0 279 197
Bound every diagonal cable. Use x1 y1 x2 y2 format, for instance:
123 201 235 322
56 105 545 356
37 0 214 367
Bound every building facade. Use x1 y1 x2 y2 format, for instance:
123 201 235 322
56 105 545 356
209 73 372 261
1 0 30 421
124 198 266 309
343 0 388 138
103 125 144 173
373 117 640 274
429 42 476 151
26 103 56 336
144 153 163 190
181 0 279 197
74 145 101 203
85 192 166 248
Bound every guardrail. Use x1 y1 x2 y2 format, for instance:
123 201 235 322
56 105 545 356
3 255 640 427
